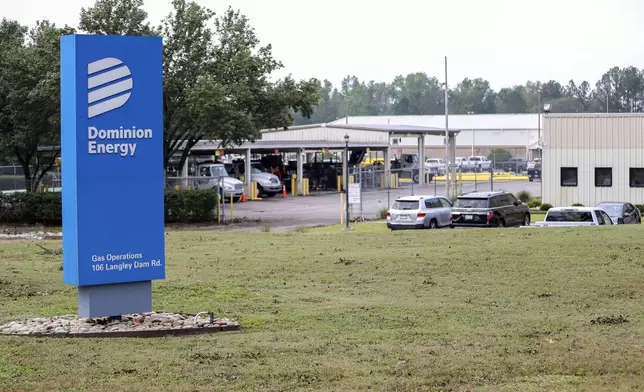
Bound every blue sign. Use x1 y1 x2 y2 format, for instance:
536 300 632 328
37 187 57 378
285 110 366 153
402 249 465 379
61 35 165 287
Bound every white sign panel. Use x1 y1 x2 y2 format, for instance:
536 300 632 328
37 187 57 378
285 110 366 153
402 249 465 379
348 183 361 204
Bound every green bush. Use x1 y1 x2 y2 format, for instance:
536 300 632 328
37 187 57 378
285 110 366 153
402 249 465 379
377 207 389 220
527 199 542 208
0 192 62 225
540 203 553 211
635 204 644 213
0 189 221 226
572 202 584 206
516 190 532 203
164 189 220 223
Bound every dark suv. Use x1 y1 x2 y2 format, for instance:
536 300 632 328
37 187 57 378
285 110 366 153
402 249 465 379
450 191 530 228
503 158 528 173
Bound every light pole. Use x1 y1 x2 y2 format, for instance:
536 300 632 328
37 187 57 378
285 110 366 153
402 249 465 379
344 134 350 230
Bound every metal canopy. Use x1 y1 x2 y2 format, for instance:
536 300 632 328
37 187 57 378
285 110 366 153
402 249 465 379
190 140 389 154
260 122 455 137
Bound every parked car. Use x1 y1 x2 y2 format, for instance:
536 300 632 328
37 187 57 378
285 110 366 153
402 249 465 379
463 156 491 172
386 195 453 230
527 159 542 181
596 202 642 224
229 160 283 197
425 158 446 175
503 157 528 172
450 191 530 228
194 162 244 202
532 207 614 227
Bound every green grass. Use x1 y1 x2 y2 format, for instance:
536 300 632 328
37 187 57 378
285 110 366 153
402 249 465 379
2 226 644 391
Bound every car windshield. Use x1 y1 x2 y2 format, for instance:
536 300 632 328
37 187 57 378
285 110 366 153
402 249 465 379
392 200 420 210
545 211 594 222
597 204 622 217
211 165 229 178
469 157 481 161
251 168 263 174
454 198 488 208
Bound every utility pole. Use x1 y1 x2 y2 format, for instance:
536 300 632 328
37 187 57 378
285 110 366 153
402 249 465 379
444 56 450 199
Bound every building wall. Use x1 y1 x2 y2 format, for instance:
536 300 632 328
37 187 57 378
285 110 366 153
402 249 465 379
542 114 644 206
396 146 529 159
393 129 539 150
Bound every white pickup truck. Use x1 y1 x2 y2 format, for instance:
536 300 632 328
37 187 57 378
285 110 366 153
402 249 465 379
533 207 614 227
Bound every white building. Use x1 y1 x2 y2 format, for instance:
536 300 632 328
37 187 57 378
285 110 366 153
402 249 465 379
542 113 644 207
330 114 543 159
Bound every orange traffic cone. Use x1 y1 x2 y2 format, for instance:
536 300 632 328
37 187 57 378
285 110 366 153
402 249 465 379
281 184 287 198
240 192 246 202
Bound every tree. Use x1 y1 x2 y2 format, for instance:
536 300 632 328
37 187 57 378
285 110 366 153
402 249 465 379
79 0 159 35
451 77 496 114
0 19 74 191
79 0 319 170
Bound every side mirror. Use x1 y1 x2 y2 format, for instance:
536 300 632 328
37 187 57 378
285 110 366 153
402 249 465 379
514 200 521 206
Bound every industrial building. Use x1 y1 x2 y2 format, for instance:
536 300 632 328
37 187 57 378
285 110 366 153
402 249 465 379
331 113 543 159
542 113 644 207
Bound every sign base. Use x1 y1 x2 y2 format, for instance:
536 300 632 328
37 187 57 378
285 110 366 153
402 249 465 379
78 281 152 318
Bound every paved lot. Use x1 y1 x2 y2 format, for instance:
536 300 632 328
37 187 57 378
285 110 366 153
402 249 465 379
230 180 542 231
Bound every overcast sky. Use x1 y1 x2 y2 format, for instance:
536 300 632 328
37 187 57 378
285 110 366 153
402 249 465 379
4 0 644 89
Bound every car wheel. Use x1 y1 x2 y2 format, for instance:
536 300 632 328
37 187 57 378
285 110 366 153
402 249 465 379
428 219 438 229
497 219 505 228
413 173 419 183
523 214 530 226
264 192 276 198
232 196 241 203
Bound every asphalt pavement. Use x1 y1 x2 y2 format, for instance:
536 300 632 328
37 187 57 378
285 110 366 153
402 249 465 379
230 180 542 231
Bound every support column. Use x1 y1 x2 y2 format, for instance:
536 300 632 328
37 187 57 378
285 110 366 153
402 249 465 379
418 135 425 186
181 157 189 188
297 148 303 195
448 133 457 198
385 146 392 188
245 148 252 197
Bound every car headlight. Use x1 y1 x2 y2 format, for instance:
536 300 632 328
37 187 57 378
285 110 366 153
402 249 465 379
224 185 233 191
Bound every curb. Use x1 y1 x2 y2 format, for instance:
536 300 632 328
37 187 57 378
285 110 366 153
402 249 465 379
0 324 241 338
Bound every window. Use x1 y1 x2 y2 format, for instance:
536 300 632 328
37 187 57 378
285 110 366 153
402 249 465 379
595 167 612 187
561 167 578 187
599 210 613 225
439 198 452 208
454 198 488 209
630 168 644 188
594 211 605 225
392 200 420 210
506 194 519 205
425 199 442 209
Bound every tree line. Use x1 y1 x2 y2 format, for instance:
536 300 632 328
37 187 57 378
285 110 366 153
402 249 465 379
293 68 644 125
0 0 319 189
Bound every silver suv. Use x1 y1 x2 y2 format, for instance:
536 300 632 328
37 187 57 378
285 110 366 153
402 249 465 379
386 195 453 230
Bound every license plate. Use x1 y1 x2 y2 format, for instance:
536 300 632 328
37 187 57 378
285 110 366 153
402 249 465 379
397 215 409 221
465 215 473 220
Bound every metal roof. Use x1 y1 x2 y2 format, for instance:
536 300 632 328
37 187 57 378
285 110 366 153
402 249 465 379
190 139 389 154
331 114 542 131
260 122 453 136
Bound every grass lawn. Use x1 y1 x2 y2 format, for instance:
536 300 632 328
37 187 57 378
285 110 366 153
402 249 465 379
2 225 644 391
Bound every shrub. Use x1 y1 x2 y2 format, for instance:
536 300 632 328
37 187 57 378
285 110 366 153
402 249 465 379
377 207 389 220
572 202 584 207
0 192 62 225
527 199 542 208
540 203 553 211
0 189 221 226
635 204 644 213
164 189 220 223
516 190 532 203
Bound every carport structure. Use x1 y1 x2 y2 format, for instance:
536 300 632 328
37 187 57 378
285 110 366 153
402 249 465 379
188 123 458 196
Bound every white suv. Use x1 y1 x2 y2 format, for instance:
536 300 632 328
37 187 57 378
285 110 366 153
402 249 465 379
424 158 446 175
